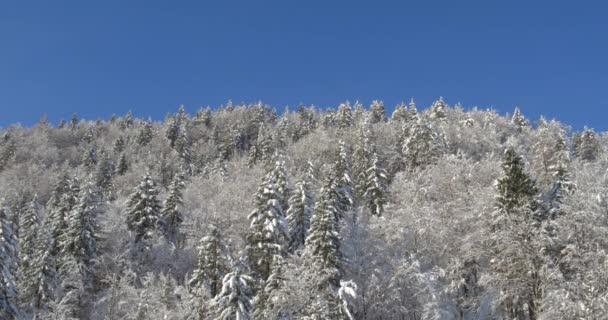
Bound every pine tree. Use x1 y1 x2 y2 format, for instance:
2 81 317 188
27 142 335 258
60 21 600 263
253 254 287 319
189 225 228 297
126 172 162 245
369 100 387 123
136 119 154 146
195 107 212 127
59 180 101 287
511 106 527 128
286 179 314 252
176 124 192 173
495 147 538 216
82 143 98 169
576 127 600 161
335 140 354 215
303 176 343 287
210 266 254 320
26 229 57 312
0 204 20 320
246 161 290 281
403 117 441 170
336 102 353 129
408 98 418 118
166 115 180 148
352 120 372 200
364 152 388 216
391 102 409 123
161 172 185 244
113 136 126 154
430 97 448 120
117 152 128 175
95 151 115 199
70 113 78 130
248 126 274 168
19 194 40 272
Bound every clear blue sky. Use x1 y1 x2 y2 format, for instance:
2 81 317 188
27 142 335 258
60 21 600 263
1 1 607 131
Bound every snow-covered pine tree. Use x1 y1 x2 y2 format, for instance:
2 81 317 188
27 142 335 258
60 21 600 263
165 114 180 148
126 172 162 245
511 106 527 128
194 107 212 127
334 140 354 215
59 179 101 288
69 113 78 130
430 97 448 120
576 127 600 161
286 179 313 253
175 123 192 174
189 225 228 297
116 152 128 175
210 265 254 320
391 102 409 123
246 160 290 281
161 172 185 245
136 119 154 146
253 254 287 319
494 147 538 217
363 152 388 216
352 118 372 200
403 116 441 170
19 194 40 272
95 150 115 200
336 102 353 129
408 98 418 118
26 228 57 312
82 143 98 169
368 100 386 124
0 203 20 320
113 136 126 154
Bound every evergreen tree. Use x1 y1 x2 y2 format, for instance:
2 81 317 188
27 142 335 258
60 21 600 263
369 100 387 123
336 102 353 129
494 147 538 216
286 179 314 252
126 172 162 245
210 266 254 320
175 124 192 173
59 180 101 287
248 125 274 167
70 113 78 130
82 143 98 169
95 151 115 199
166 115 180 148
253 254 287 319
116 152 128 175
511 106 527 128
408 98 418 118
352 119 372 200
19 194 40 272
364 152 388 216
403 117 441 170
113 136 126 154
391 102 409 123
161 172 185 244
0 204 20 320
136 119 154 146
26 229 57 312
430 97 448 120
189 225 228 297
195 107 212 127
334 140 354 214
576 127 600 161
246 161 290 281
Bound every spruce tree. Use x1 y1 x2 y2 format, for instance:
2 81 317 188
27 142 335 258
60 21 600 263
210 266 254 320
189 225 228 297
117 152 128 175
113 136 126 154
126 172 162 245
26 229 57 312
161 172 185 244
0 203 20 320
334 140 354 215
511 107 527 128
95 151 115 200
70 113 78 130
336 102 353 129
403 117 441 170
576 127 600 161
59 180 100 286
369 100 387 123
430 97 448 120
166 115 180 148
286 179 314 252
391 102 409 123
495 147 538 216
82 143 98 169
364 152 388 216
246 161 290 281
19 194 40 272
352 120 372 200
175 124 192 173
136 119 154 146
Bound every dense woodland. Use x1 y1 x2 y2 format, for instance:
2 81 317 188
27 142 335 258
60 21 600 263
0 99 607 320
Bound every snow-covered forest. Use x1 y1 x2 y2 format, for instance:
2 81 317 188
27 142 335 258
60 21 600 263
1 99 607 320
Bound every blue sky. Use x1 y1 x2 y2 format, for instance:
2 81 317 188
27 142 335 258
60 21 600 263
1 1 607 131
